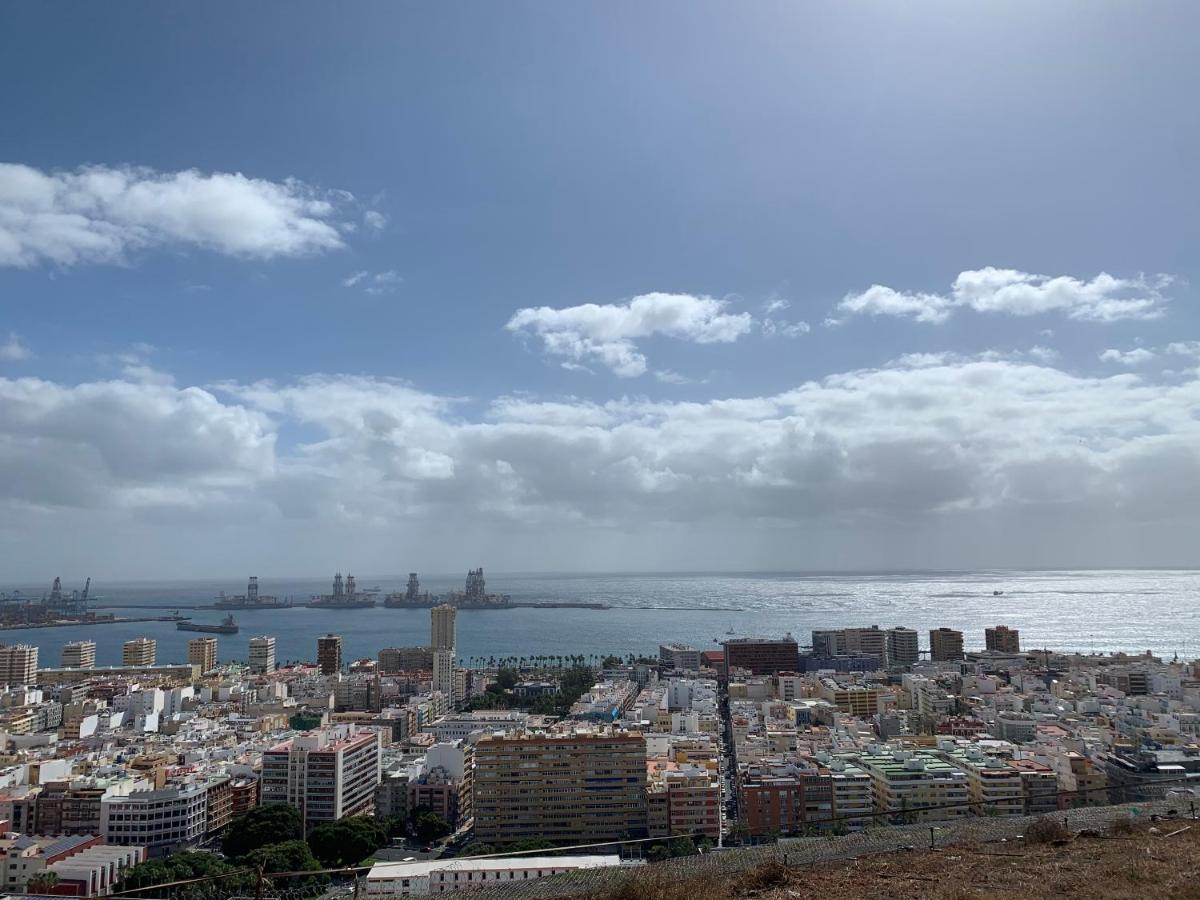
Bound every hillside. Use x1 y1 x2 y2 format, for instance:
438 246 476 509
588 820 1200 900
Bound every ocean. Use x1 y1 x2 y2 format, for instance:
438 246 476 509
3 570 1199 668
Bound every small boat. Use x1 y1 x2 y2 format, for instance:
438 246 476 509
993 590 1004 596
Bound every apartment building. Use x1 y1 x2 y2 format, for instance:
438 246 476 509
723 637 799 676
61 640 96 669
472 729 648 844
885 628 919 669
317 635 343 675
659 644 701 672
186 638 217 674
938 746 1024 817
817 677 882 717
248 636 276 674
122 638 156 667
379 646 433 672
929 628 964 662
826 757 874 829
985 626 1021 654
854 749 970 824
660 767 720 838
0 645 38 686
32 782 106 836
738 761 833 836
1007 758 1059 815
260 723 383 828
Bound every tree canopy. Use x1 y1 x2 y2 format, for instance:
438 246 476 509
307 816 389 868
222 804 304 860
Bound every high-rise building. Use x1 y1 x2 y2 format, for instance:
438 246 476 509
985 625 1021 654
187 638 218 673
723 636 800 675
810 627 890 666
249 636 276 675
929 628 964 662
885 627 920 669
431 604 456 651
0 645 39 685
472 729 648 844
122 638 157 667
260 723 383 828
431 605 457 704
317 635 343 675
61 640 96 669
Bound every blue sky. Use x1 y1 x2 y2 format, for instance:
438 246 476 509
2 2 1199 578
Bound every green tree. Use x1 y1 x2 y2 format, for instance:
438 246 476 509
241 841 329 895
307 816 388 868
27 871 60 893
412 809 453 843
223 804 304 859
668 836 698 857
118 851 251 900
647 844 671 862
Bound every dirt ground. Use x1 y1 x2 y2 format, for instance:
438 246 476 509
591 822 1200 900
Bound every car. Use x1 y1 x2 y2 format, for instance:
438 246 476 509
421 846 433 853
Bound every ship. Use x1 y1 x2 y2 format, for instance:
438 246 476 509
214 577 291 610
384 572 434 608
177 614 240 635
306 573 377 609
385 568 512 610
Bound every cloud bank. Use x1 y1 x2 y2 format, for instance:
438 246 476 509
833 268 1169 324
4 356 1200 542
0 162 350 267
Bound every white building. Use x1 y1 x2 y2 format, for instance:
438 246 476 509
260 723 383 827
249 635 277 674
101 781 209 857
366 855 624 896
659 644 701 672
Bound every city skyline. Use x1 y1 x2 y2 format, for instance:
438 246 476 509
3 3 1200 577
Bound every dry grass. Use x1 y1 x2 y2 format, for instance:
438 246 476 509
587 821 1200 900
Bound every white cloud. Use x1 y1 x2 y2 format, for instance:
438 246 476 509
0 162 349 267
833 267 1170 324
343 269 401 295
363 210 387 231
0 333 31 362
506 292 754 377
1100 347 1156 366
6 355 1200 544
762 318 811 338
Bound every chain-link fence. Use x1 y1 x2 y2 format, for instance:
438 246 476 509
463 796 1192 899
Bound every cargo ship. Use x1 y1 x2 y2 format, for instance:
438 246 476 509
177 614 239 635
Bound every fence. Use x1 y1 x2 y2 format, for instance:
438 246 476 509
20 776 1197 900
464 795 1194 899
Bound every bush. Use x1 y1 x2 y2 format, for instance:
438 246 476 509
1024 816 1072 844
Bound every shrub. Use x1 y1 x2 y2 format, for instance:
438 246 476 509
1024 816 1072 844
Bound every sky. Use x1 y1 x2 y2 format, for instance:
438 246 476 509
1 1 1199 579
